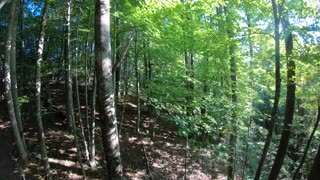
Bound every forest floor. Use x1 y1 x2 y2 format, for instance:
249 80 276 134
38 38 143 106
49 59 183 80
0 81 224 179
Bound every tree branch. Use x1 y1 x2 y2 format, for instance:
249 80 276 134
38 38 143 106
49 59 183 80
112 32 134 72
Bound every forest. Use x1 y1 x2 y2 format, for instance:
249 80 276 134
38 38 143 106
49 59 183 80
0 0 319 179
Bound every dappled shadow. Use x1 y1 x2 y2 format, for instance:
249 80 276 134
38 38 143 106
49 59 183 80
118 100 216 179
1 80 218 179
0 121 20 179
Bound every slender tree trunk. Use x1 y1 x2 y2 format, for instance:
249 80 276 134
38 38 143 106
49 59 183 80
74 19 89 162
95 0 123 178
64 0 73 130
64 0 86 178
35 0 50 177
134 32 141 132
75 52 90 162
89 72 97 168
269 10 295 180
4 0 27 164
224 6 238 180
308 141 320 179
227 38 237 180
293 104 320 179
184 51 194 116
242 10 254 179
114 2 121 105
124 52 130 97
254 1 282 179
83 7 93 167
11 0 23 138
18 0 25 96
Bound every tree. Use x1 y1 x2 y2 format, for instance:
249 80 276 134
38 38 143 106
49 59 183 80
64 0 73 131
95 0 123 178
269 4 295 179
64 0 86 178
4 0 27 164
34 0 50 177
254 0 282 179
308 142 320 179
294 103 320 179
224 5 238 179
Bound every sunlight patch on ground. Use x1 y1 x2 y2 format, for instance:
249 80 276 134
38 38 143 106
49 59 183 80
152 159 169 168
125 102 137 108
128 137 137 143
125 170 148 180
58 149 66 154
66 172 83 179
0 121 10 129
68 147 77 152
49 158 76 167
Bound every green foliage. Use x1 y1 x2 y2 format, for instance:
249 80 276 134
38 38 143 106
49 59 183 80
5 0 318 178
18 96 30 105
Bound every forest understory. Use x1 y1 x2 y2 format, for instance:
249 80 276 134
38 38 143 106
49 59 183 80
0 80 224 180
1 0 319 179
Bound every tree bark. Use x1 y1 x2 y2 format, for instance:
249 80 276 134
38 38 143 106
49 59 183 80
254 0 282 179
83 7 92 167
224 6 238 180
11 0 23 138
89 73 97 168
74 14 89 162
227 44 237 180
64 1 86 178
64 0 73 130
95 0 123 178
308 142 320 179
293 104 320 179
18 0 25 96
4 0 27 164
269 9 295 180
134 31 141 132
35 0 50 177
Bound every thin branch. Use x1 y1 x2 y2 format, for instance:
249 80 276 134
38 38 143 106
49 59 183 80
112 32 134 72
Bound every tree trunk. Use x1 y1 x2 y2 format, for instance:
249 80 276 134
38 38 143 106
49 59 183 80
89 72 97 168
4 0 27 164
269 10 295 180
242 10 254 179
293 104 320 179
64 0 73 131
114 5 121 105
74 17 89 162
83 7 92 167
11 0 23 138
35 0 50 177
134 31 141 132
224 6 238 180
95 0 123 178
227 44 237 180
18 0 25 96
254 0 282 179
64 0 86 178
308 142 320 179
